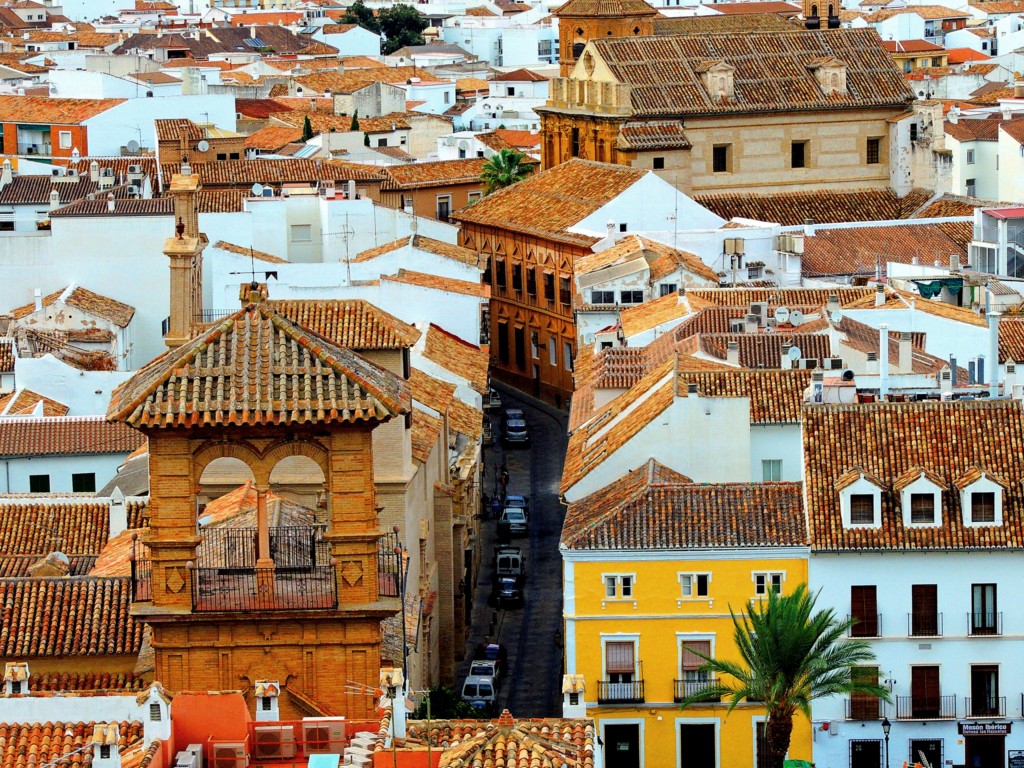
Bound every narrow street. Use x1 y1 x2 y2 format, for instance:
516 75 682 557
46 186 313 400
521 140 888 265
455 383 568 718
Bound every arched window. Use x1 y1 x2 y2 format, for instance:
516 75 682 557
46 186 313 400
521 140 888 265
572 42 585 58
828 3 834 14
811 4 818 15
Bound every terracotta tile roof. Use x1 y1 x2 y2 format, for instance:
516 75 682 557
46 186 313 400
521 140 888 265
213 241 287 263
0 53 49 74
357 114 412 132
998 317 1024 362
380 157 488 190
88 528 142 578
0 94 123 125
700 332 832 368
946 47 990 64
399 713 597 767
321 23 357 33
563 460 805 549
291 66 441 95
410 408 442 463
456 77 489 91
383 269 490 298
803 399 1024 551
835 315 956 375
0 721 144 768
0 340 13 373
0 390 68 417
107 301 411 429
0 498 115 557
944 116 1009 142
235 98 294 119
695 187 932 225
589 29 913 119
801 221 972 277
372 145 415 161
678 367 813 423
618 120 691 151
452 159 646 246
162 159 385 186
465 5 498 15
882 39 944 53
1000 120 1024 145
25 672 147 692
968 0 1024 12
0 577 142 656
867 4 968 19
64 156 157 180
555 0 657 17
913 193 1009 218
0 417 144 458
8 285 134 327
115 27 329 58
153 117 203 143
690 287 874 306
423 324 488 394
492 129 541 149
0 176 122 206
493 67 547 82
355 234 482 267
243 125 303 151
410 367 456 415
269 298 421 349
339 55 385 69
617 291 715 338
447 396 482 441
844 287 988 327
654 12 799 34
576 235 719 285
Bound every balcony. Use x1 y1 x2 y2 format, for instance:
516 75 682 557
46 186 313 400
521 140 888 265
965 697 1006 718
968 612 1002 636
597 680 645 704
673 677 719 703
895 695 957 720
847 613 882 638
377 529 402 598
17 142 52 156
191 565 338 611
908 612 943 637
846 697 883 720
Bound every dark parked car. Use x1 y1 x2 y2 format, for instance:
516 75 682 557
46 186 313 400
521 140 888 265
474 642 509 677
492 575 524 608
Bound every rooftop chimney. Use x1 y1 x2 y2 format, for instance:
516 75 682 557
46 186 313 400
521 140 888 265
940 366 953 393
562 674 587 718
950 252 960 272
0 159 12 190
950 355 958 387
866 350 879 375
347 179 356 200
3 662 29 695
744 313 758 334
1005 361 1018 398
49 189 60 211
89 160 99 183
109 487 127 538
726 340 740 366
878 323 890 399
898 331 913 374
253 680 280 722
810 370 824 402
606 220 615 240
989 312 1000 393
106 192 115 213
826 293 840 313
875 284 885 306
803 218 816 237
781 342 793 370
91 724 121 768
1015 82 1024 99
948 105 960 124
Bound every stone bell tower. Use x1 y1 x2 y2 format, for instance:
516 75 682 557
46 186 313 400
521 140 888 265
163 163 206 349
554 0 658 78
804 0 840 29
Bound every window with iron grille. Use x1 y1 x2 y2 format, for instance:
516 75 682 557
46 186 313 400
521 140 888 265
850 494 876 525
867 137 881 165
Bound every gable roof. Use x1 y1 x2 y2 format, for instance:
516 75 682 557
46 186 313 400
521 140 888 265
576 235 719 284
587 29 914 119
0 389 69 417
0 576 143 657
422 324 488 394
451 158 646 246
161 158 385 186
268 299 421 350
493 67 547 82
866 4 969 20
354 234 482 268
555 0 658 17
380 157 489 190
803 399 1024 551
562 460 806 550
107 301 410 429
9 285 135 327
695 187 932 225
654 12 800 34
0 417 144 458
114 26 331 58
0 95 123 125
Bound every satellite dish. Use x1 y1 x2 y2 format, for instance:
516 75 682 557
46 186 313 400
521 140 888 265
788 346 802 361
775 306 791 324
251 183 264 196
126 139 140 153
197 139 210 152
790 309 805 327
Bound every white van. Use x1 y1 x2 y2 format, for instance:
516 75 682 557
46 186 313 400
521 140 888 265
461 675 497 708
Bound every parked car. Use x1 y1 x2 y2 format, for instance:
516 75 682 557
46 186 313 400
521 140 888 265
492 575 524 608
469 659 501 683
461 675 497 708
498 506 528 538
502 413 530 447
494 545 525 580
504 494 529 517
473 642 508 677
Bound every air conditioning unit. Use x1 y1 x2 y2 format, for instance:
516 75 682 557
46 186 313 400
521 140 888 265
174 750 200 768
66 168 78 177
730 318 746 333
826 358 844 370
254 726 296 759
302 718 346 754
26 146 36 154
210 743 246 768
127 164 142 174
51 168 62 176
128 184 140 196
100 168 114 177
750 302 768 323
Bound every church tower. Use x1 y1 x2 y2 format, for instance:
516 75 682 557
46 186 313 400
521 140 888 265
162 166 206 349
110 281 411 719
803 0 840 29
555 0 658 77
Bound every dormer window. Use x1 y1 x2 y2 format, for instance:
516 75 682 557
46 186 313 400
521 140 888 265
809 57 848 96
894 467 944 527
698 61 735 100
955 468 1005 527
837 469 884 528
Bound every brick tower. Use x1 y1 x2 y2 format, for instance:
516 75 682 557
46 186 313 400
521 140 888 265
554 0 658 77
163 168 206 349
109 275 411 719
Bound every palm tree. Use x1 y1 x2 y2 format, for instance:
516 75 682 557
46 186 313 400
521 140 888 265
480 149 533 195
681 584 890 768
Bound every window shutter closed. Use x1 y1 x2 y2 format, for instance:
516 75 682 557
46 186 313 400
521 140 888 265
851 585 878 636
912 584 938 635
682 641 711 671
606 642 635 674
912 666 940 714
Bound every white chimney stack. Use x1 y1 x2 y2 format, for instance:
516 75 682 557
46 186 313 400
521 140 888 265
875 284 885 306
950 252 960 272
726 340 740 366
989 312 1000 392
866 351 879 375
142 684 171 746
826 293 840 313
91 724 122 768
562 674 587 718
89 160 100 183
33 288 42 312
878 324 890 399
939 366 953 394
347 179 356 200
106 192 115 213
0 159 13 190
606 220 616 240
49 189 60 211
3 662 29 695
254 680 281 722
109 487 127 538
781 342 793 370
898 331 913 374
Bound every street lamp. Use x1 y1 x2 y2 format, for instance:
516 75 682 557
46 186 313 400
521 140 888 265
881 716 891 768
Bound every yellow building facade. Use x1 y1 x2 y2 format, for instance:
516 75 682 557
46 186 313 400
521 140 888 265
560 463 812 768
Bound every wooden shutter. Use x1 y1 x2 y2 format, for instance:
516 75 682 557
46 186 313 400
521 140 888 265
912 666 940 716
850 666 879 719
682 641 711 672
911 584 938 635
850 585 878 636
606 642 634 674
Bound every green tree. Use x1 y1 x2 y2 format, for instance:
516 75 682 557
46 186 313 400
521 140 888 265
681 584 890 768
350 109 359 132
339 0 380 34
301 115 315 142
480 148 534 195
379 4 428 55
411 685 478 719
